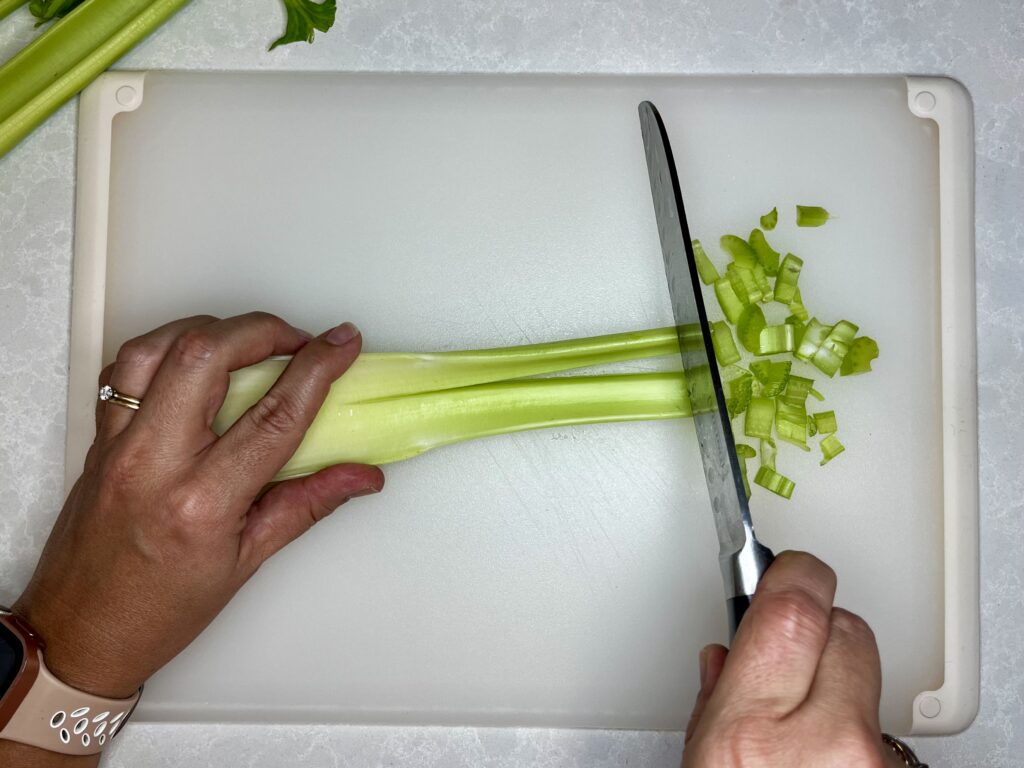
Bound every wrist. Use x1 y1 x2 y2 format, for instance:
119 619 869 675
11 595 144 700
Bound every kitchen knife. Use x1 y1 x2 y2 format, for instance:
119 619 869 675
638 100 774 640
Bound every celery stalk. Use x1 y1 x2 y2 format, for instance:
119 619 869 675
226 373 691 481
216 326 686 428
0 0 27 22
0 0 192 158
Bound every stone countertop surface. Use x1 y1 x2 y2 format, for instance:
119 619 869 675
0 1 1020 766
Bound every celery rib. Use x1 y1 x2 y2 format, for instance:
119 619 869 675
270 373 691 481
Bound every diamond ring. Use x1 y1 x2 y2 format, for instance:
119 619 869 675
98 385 142 411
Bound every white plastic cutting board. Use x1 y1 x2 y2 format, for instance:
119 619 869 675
68 73 977 734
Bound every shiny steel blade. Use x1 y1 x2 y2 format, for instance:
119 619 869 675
638 101 751 556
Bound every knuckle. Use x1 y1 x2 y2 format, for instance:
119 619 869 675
116 338 163 368
245 310 285 331
246 390 304 438
172 328 218 366
100 444 138 487
165 487 212 532
760 588 830 645
831 608 876 644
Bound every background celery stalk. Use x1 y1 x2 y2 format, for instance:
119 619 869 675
0 0 192 157
235 373 692 482
0 0 26 22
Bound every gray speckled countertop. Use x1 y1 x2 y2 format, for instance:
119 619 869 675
1 2 1021 766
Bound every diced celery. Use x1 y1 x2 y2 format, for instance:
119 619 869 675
775 399 810 451
726 372 754 419
715 278 746 324
744 397 775 440
736 305 767 354
692 239 720 285
711 321 741 366
796 205 831 227
841 336 879 376
720 234 759 269
819 434 845 465
759 207 778 232
814 411 838 434
773 253 804 304
749 360 791 397
735 443 756 498
749 228 781 276
755 466 795 499
758 324 796 355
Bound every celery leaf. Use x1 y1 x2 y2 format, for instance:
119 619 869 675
270 0 337 51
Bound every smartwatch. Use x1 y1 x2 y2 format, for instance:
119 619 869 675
0 607 141 756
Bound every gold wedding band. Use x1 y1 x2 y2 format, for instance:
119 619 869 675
98 384 142 411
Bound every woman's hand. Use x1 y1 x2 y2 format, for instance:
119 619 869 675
12 313 384 700
682 551 905 768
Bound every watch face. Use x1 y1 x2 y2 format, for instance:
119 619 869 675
0 623 25 700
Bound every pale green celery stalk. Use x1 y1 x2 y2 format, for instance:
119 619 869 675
0 0 191 158
0 0 27 22
215 326 686 430
256 373 692 481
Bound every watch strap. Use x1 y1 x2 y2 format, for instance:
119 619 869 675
0 658 140 756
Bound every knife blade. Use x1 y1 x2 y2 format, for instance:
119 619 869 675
638 100 774 639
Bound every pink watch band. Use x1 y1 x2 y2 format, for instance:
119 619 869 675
0 662 140 756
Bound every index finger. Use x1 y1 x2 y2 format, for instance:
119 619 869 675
705 551 837 718
135 312 312 445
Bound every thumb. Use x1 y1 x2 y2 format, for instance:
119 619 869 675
684 644 728 745
239 462 384 570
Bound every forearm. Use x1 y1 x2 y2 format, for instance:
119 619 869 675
0 741 101 768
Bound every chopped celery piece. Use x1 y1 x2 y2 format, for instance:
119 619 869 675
744 397 775 440
692 239 720 285
781 375 816 405
735 443 757 459
814 411 838 434
759 438 777 470
759 207 778 232
773 253 804 304
735 443 756 498
796 205 831 227
726 263 765 304
755 466 795 499
736 305 767 354
749 228 781 276
785 315 807 347
788 287 809 322
752 263 773 302
795 318 831 363
820 434 845 465
812 320 859 378
808 417 818 437
749 360 791 397
758 324 796 355
726 373 754 419
720 234 759 269
715 278 746 324
775 400 810 451
711 321 741 366
841 336 879 376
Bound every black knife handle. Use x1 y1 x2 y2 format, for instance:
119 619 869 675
727 594 754 641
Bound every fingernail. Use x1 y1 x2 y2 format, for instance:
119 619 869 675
698 647 709 687
350 484 382 498
295 328 315 341
326 322 359 346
